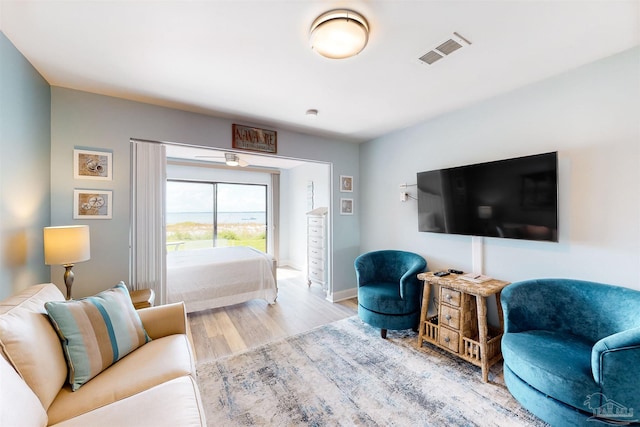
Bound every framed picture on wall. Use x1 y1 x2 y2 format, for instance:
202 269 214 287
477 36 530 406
74 149 113 180
340 175 353 192
232 124 277 154
307 180 314 211
340 198 354 215
74 189 113 219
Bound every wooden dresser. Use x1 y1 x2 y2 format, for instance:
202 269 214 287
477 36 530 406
306 207 328 291
417 272 510 382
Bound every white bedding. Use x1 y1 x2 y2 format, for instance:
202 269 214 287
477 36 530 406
167 246 277 313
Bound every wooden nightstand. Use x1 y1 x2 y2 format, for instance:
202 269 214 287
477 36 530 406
417 272 510 382
129 288 155 310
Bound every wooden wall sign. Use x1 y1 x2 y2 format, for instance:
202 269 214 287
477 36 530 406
232 124 277 154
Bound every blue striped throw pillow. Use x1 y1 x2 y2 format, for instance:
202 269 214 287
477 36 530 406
45 282 151 391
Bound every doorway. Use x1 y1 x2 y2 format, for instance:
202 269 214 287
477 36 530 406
164 145 332 297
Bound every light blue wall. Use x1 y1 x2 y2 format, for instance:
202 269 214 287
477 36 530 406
51 88 360 298
360 47 640 291
0 32 51 299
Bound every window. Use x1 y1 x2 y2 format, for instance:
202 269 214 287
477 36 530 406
166 180 267 252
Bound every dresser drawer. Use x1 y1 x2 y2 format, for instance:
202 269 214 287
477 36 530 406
440 287 461 307
308 226 324 237
309 267 325 282
308 247 325 261
439 305 461 330
308 236 325 249
308 258 324 270
308 217 324 227
439 327 460 353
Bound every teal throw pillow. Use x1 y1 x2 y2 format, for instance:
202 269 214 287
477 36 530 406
45 282 151 391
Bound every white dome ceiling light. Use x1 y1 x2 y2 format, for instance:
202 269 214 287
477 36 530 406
310 9 369 59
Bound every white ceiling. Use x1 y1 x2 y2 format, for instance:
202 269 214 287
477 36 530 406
1 1 638 144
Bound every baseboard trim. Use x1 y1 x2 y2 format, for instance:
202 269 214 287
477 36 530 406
328 287 357 303
279 261 304 271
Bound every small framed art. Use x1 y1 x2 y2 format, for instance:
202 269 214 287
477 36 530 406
340 198 354 215
74 149 113 180
340 175 353 192
74 189 113 219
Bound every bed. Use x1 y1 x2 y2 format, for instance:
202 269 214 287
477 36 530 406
166 246 277 313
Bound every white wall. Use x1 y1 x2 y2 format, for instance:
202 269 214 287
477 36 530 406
280 161 330 270
360 47 640 291
51 88 360 298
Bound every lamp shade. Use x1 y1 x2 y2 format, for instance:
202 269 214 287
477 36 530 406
44 225 91 265
310 10 369 59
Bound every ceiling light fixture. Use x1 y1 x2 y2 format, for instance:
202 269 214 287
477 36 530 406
306 109 319 118
225 153 240 167
310 9 369 59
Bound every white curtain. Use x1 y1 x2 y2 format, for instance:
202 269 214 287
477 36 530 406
270 172 280 265
130 140 167 304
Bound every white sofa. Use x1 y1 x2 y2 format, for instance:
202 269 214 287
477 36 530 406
0 283 206 426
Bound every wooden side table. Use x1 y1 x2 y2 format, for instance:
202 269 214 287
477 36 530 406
417 272 510 382
129 288 155 310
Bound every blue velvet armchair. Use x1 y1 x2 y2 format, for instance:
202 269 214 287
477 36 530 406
354 250 427 338
501 278 640 427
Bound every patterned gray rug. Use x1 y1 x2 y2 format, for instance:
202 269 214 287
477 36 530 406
196 316 547 426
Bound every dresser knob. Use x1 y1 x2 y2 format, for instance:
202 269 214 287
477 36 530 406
446 294 452 300
445 315 451 321
444 337 450 343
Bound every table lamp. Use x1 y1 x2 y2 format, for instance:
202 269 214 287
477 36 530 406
44 225 91 300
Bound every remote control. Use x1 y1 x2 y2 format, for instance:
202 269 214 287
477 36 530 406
448 269 464 274
434 271 450 277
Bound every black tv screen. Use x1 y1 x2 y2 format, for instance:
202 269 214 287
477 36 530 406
417 152 558 242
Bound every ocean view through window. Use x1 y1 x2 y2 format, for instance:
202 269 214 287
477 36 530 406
166 181 267 252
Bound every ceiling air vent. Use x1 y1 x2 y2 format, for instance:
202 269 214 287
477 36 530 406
419 50 443 65
418 32 471 66
436 39 463 55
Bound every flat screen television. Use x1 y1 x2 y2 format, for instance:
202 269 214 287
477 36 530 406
417 152 558 242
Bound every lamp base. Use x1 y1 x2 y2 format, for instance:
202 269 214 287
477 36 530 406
63 264 75 300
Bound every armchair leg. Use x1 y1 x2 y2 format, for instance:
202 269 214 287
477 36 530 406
381 329 387 339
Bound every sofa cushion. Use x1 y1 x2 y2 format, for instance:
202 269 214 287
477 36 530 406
0 283 68 410
502 330 600 412
47 334 196 425
0 355 48 427
45 282 151 391
49 376 205 427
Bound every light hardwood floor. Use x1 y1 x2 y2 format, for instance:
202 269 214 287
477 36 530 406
188 267 358 363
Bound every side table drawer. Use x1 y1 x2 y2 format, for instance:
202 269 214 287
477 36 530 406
440 305 461 330
439 327 460 353
440 287 461 307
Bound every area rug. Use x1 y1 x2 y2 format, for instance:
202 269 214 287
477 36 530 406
196 316 548 426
